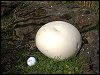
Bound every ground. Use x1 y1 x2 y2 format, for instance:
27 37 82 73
1 1 99 74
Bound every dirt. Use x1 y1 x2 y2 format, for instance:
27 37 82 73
1 1 99 74
1 1 21 17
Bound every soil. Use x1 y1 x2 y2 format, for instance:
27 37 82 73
1 1 99 74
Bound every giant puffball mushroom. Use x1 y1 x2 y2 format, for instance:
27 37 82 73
35 21 82 60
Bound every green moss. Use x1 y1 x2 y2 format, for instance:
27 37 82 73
1 47 80 74
1 39 82 74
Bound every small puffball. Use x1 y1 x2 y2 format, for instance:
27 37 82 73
27 57 36 66
35 21 82 60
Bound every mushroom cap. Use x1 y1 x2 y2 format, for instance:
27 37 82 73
27 57 36 66
35 21 82 60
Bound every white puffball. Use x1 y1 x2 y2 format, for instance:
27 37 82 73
27 57 36 66
35 21 82 60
